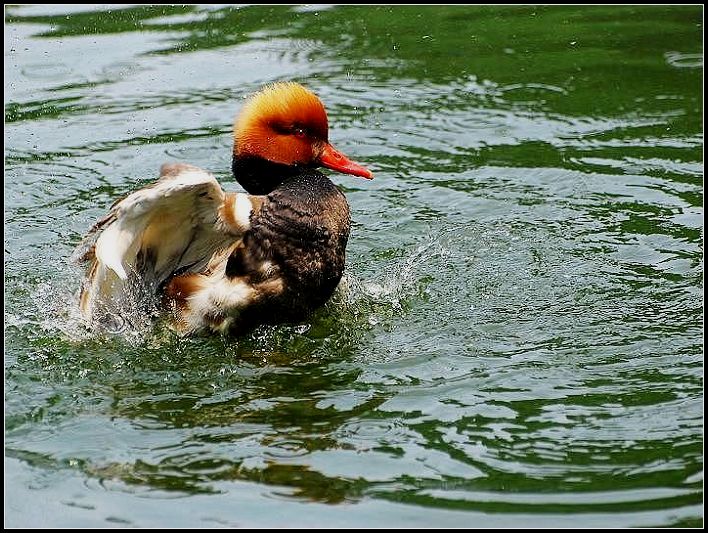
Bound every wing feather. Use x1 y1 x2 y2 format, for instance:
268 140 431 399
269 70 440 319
76 163 255 327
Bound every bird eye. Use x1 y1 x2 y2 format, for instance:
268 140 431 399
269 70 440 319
293 127 306 138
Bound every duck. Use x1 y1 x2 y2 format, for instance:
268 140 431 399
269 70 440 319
75 82 372 335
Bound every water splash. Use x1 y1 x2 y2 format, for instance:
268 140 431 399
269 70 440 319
335 234 448 330
5 275 91 342
5 266 163 347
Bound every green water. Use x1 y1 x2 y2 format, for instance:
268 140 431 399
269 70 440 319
4 5 703 527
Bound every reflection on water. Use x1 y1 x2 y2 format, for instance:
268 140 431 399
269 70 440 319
5 4 703 527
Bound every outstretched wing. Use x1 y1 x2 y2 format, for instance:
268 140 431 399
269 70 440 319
75 163 255 328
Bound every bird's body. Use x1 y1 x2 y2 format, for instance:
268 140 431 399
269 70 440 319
75 82 372 335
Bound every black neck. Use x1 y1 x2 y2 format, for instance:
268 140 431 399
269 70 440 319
232 155 306 195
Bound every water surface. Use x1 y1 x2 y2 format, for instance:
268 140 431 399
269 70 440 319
5 5 703 527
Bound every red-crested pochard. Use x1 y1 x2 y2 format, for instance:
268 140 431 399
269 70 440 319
75 82 372 335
